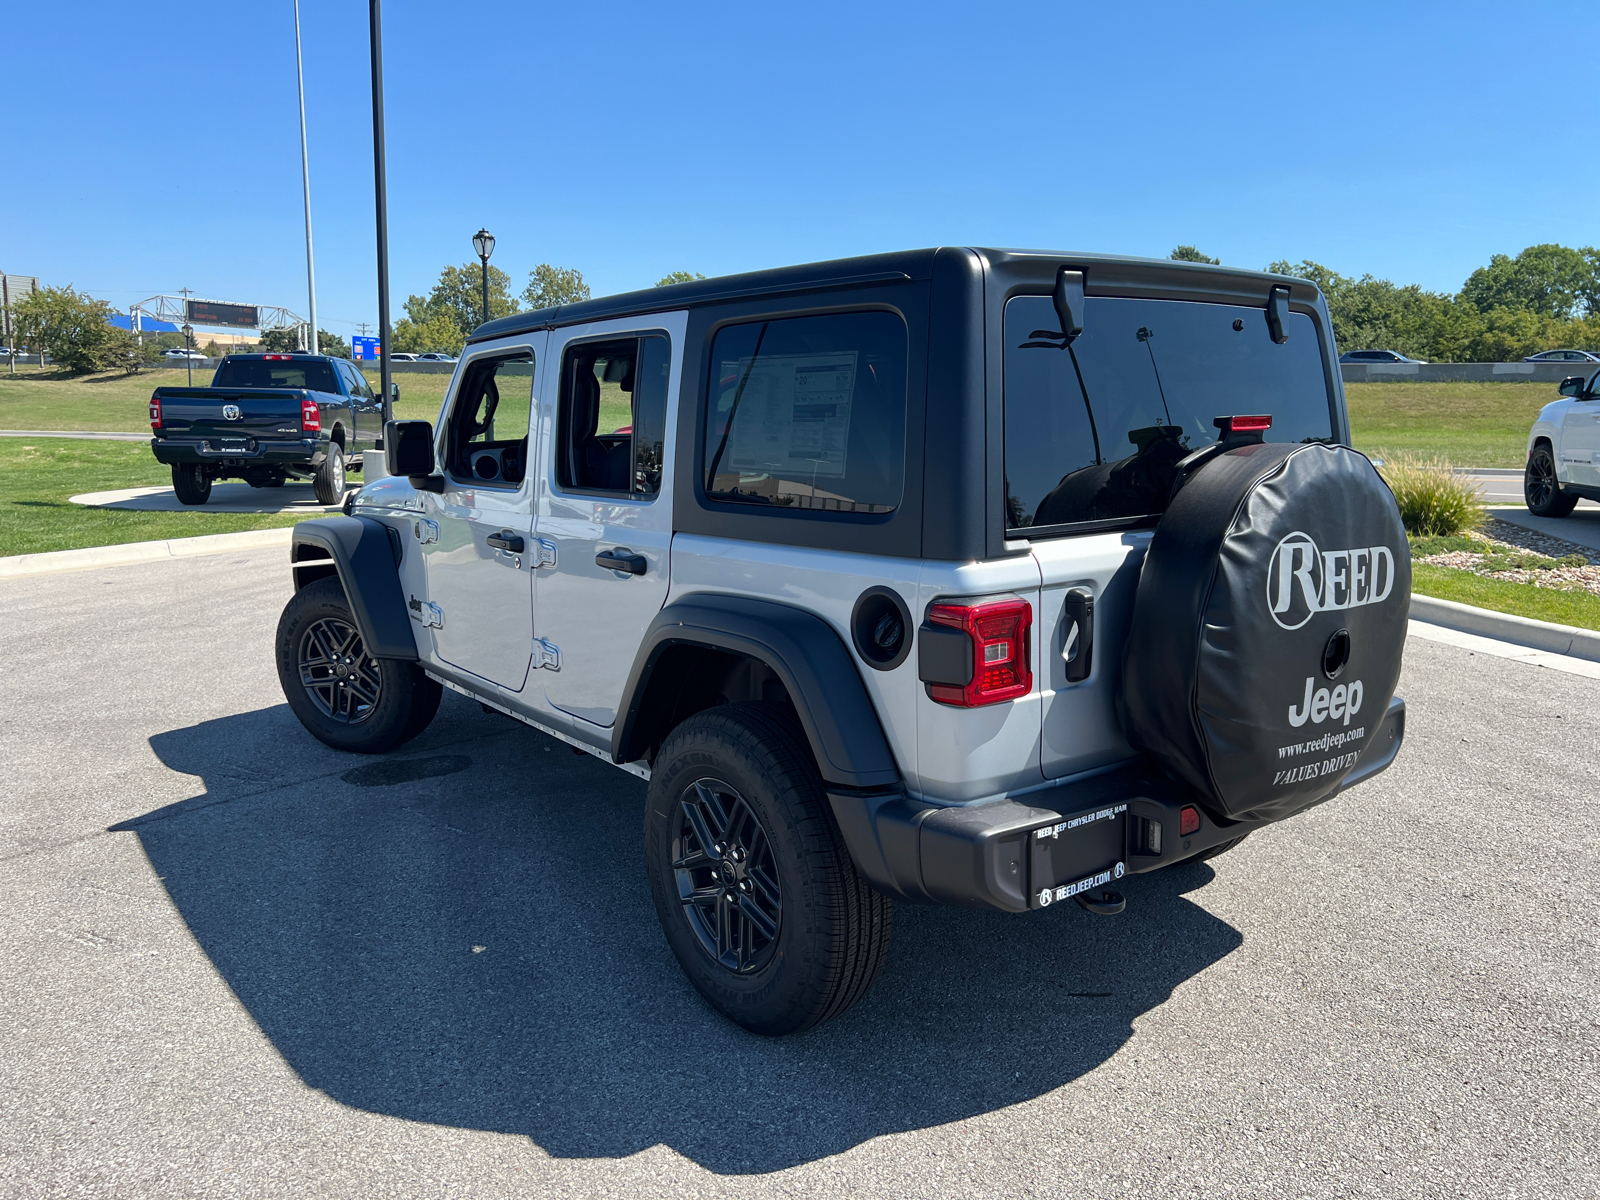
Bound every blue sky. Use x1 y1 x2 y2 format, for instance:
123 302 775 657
4 1 1596 339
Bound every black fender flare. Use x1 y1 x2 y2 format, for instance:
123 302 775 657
290 515 418 660
612 593 901 789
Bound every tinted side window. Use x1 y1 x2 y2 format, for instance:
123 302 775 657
557 334 671 497
702 311 905 514
444 353 535 486
1004 295 1334 531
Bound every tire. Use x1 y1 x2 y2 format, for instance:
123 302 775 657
275 576 441 754
1190 834 1249 863
313 444 346 506
643 702 892 1036
171 463 211 506
1525 444 1577 518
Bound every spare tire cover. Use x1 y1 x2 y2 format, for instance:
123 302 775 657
1117 442 1409 823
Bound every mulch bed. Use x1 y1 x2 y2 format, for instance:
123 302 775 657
1413 518 1600 597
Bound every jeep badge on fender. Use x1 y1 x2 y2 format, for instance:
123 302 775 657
270 248 1409 1037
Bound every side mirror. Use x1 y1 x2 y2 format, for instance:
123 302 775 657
1559 375 1585 398
386 419 436 481
389 382 400 402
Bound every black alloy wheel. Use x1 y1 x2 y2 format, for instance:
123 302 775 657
1525 445 1577 518
298 615 381 723
673 778 782 974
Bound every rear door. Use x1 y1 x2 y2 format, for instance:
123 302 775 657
1001 291 1340 778
418 338 546 691
532 312 684 728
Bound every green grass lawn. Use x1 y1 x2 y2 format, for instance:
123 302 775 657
1411 563 1600 631
0 364 446 432
1345 381 1551 468
0 439 302 558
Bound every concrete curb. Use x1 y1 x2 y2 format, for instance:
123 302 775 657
1409 593 1600 663
0 527 292 580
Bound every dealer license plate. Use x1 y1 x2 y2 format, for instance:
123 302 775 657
1028 802 1128 909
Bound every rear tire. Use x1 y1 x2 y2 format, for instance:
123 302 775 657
313 444 346 506
171 463 211 506
275 576 441 754
1525 444 1577 518
644 702 892 1036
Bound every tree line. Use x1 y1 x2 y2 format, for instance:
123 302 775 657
393 263 702 355
1173 242 1600 361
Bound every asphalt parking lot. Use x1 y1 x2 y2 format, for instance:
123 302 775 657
2 549 1596 1199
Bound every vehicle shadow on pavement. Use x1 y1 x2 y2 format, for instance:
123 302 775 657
120 697 1243 1175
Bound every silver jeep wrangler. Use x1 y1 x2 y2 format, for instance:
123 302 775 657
276 249 1410 1035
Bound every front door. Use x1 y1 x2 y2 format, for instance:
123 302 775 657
419 340 545 691
533 315 683 728
1560 389 1600 488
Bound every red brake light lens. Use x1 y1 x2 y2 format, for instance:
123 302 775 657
1179 805 1202 837
926 598 1033 707
148 393 161 431
1216 414 1272 434
300 399 321 432
263 353 293 361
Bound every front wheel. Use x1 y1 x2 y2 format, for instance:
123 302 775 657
275 576 441 753
643 703 892 1036
313 444 346 506
1525 445 1577 518
171 463 211 506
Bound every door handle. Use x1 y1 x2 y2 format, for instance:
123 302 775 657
487 530 524 552
595 547 647 575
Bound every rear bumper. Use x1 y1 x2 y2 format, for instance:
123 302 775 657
829 695 1405 912
151 436 322 468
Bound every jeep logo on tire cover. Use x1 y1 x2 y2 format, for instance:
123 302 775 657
1266 531 1398 630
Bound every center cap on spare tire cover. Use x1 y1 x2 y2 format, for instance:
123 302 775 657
1117 442 1410 825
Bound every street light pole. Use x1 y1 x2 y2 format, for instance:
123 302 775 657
293 0 319 355
369 0 392 421
472 228 495 329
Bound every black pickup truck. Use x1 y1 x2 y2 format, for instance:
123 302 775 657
149 353 394 505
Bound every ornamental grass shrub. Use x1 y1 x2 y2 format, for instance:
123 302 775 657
1379 455 1484 537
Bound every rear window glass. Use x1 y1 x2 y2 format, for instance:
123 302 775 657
213 358 339 393
1004 295 1335 532
703 311 906 514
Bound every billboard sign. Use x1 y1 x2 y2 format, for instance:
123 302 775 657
185 300 259 329
352 335 380 361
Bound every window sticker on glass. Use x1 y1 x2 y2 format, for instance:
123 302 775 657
722 351 858 481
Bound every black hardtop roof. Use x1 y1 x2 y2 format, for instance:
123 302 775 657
465 247 1322 345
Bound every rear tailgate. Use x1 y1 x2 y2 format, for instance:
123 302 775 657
153 388 310 444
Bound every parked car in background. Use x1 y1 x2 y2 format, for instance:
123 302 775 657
1524 368 1600 517
149 353 395 506
417 352 458 362
161 347 208 360
389 352 419 362
1522 349 1600 363
1338 349 1427 364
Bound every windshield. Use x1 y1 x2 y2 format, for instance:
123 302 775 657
212 358 339 393
1004 295 1336 532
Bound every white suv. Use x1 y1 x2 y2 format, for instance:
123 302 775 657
274 249 1411 1034
1525 370 1600 517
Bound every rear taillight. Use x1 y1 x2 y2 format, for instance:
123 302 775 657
149 393 161 431
264 353 293 361
300 399 320 432
926 598 1033 707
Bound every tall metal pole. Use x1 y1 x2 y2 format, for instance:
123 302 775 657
480 253 490 329
294 0 319 355
369 0 392 420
